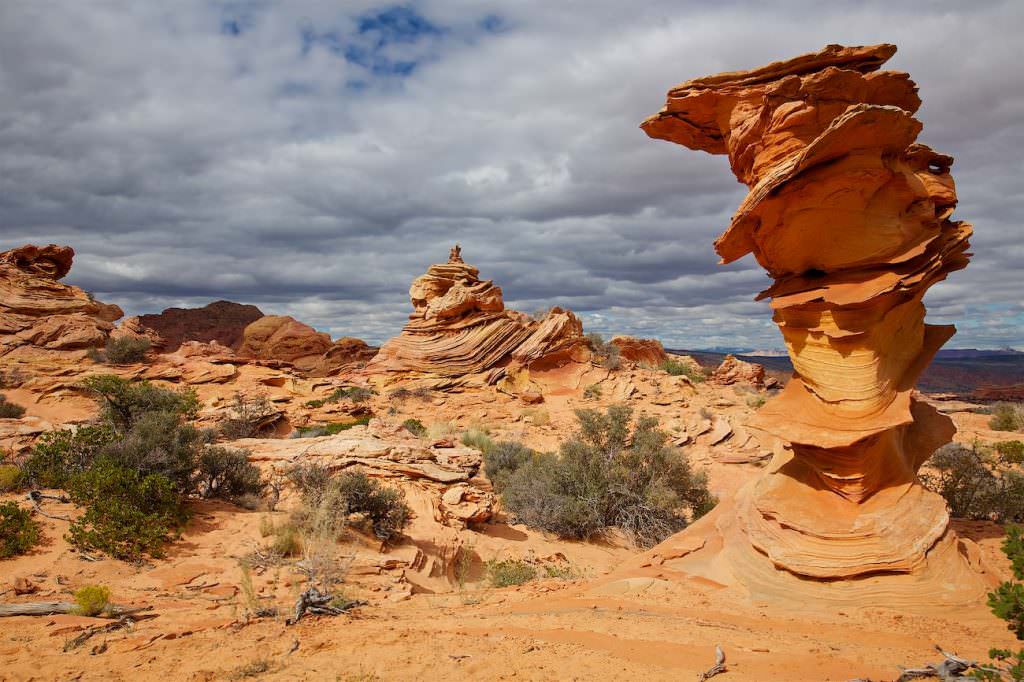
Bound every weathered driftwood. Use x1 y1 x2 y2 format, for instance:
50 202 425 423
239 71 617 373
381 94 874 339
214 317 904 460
285 587 365 625
897 646 978 681
0 602 153 618
62 615 154 652
27 490 72 522
697 645 727 681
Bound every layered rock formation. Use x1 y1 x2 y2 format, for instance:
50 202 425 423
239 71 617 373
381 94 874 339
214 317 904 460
365 246 587 388
0 244 122 357
639 44 989 602
237 315 334 371
610 336 668 366
125 300 264 352
710 355 766 389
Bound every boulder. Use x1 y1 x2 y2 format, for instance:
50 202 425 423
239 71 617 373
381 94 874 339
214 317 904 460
610 336 668 366
0 244 122 356
237 315 334 371
710 354 766 388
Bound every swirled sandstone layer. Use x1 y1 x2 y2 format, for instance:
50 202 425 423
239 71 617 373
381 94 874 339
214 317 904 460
640 44 983 591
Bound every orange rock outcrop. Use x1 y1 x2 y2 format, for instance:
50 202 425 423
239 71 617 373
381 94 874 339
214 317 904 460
365 246 587 388
710 354 766 389
237 315 334 371
0 244 122 357
610 336 668 366
639 44 989 602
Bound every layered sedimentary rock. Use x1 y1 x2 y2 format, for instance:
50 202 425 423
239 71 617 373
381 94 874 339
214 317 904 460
710 355 766 389
125 300 265 352
0 244 123 356
365 246 587 387
640 44 986 599
610 336 668 366
318 337 378 375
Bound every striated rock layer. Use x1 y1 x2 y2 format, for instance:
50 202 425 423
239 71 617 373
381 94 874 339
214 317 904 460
640 44 991 602
365 246 588 389
0 244 122 357
610 336 668 366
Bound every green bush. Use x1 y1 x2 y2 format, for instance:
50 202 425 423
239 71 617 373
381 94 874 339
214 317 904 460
402 418 426 437
486 559 537 587
0 464 24 492
292 416 371 438
499 404 715 548
483 441 535 492
922 444 1024 523
660 358 705 383
0 394 26 419
103 336 151 364
0 502 40 558
999 441 1024 465
81 375 198 432
66 461 186 560
583 383 602 401
196 447 264 500
972 527 1024 680
100 411 207 494
287 463 331 503
72 585 111 616
991 403 1024 432
21 425 116 488
331 471 410 541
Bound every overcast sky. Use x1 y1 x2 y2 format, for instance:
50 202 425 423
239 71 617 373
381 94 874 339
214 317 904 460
1 1 1021 350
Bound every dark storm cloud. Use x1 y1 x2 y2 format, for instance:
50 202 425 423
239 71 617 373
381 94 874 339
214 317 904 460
0 0 1021 350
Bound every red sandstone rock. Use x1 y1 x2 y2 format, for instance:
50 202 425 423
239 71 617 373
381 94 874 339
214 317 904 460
610 336 668 366
317 337 378 376
127 300 264 352
237 315 334 372
0 244 122 356
710 355 766 388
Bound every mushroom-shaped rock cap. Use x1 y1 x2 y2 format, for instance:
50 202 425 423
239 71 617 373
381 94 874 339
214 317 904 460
0 244 75 280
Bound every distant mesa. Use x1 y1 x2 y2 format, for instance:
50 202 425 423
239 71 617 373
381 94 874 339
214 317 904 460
364 246 588 389
123 300 264 353
0 243 122 357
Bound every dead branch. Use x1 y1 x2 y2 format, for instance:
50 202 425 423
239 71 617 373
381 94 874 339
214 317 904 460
285 587 365 625
62 615 150 652
897 645 977 681
0 602 153 618
697 645 726 681
27 490 72 521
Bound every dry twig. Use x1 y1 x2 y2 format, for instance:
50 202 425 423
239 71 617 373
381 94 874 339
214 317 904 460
698 645 727 681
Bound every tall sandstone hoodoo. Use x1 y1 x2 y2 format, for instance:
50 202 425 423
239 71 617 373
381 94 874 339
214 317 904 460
0 244 122 357
634 44 990 605
365 246 587 388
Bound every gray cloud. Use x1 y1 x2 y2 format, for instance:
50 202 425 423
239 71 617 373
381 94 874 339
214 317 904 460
1 0 1021 351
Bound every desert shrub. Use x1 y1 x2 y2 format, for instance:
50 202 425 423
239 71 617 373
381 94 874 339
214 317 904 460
991 403 1024 432
746 395 767 409
66 461 186 560
100 411 207 494
0 502 40 558
389 386 432 403
483 441 535 492
269 522 303 557
103 336 151 364
403 418 426 437
219 393 278 440
922 444 1024 523
586 333 621 371
0 395 26 419
331 471 410 541
21 425 116 488
500 404 715 548
969 527 1024 680
522 407 550 426
660 358 705 383
461 427 494 453
999 441 1024 465
196 447 264 500
81 375 198 432
71 585 111 616
486 559 537 587
0 464 24 492
583 383 602 401
287 463 331 502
